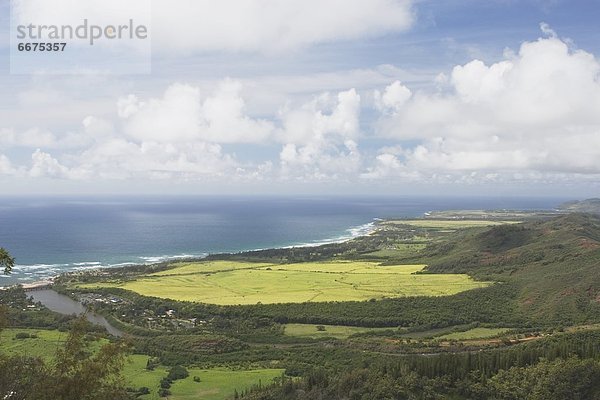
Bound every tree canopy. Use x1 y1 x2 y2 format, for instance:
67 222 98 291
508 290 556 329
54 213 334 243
0 248 15 275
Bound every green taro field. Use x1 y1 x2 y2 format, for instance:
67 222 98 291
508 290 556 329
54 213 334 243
80 260 490 305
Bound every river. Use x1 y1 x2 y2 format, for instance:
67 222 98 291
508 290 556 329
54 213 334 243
28 289 124 337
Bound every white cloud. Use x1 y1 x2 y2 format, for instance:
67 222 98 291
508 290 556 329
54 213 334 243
29 149 87 179
373 80 412 114
119 83 203 143
372 30 600 181
74 139 238 180
0 128 57 148
279 89 362 180
0 154 16 176
13 0 413 54
539 22 557 38
119 81 275 144
151 0 414 54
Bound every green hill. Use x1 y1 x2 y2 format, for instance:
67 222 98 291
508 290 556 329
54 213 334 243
559 198 600 214
423 213 600 324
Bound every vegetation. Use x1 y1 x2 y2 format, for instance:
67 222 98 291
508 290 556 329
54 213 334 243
0 318 130 400
0 247 15 275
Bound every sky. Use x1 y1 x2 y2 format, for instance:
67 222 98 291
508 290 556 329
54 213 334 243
1 0 599 197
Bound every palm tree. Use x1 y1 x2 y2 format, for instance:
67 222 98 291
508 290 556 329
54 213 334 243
0 248 15 274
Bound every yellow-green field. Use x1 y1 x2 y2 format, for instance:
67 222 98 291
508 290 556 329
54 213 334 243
79 260 490 305
284 323 393 339
437 327 511 340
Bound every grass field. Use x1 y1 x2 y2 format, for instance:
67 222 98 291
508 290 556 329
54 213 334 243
437 327 510 340
1 330 283 400
80 260 490 305
124 355 283 400
124 355 169 399
167 368 283 400
0 328 68 360
284 323 394 339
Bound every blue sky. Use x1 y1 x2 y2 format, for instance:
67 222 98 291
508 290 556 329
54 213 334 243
1 0 599 196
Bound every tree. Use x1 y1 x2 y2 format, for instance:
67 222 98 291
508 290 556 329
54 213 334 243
0 248 15 275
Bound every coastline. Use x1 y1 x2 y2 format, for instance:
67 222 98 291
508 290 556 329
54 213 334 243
0 219 381 289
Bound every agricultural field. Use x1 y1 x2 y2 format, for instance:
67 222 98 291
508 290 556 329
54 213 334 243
284 323 394 339
79 260 490 305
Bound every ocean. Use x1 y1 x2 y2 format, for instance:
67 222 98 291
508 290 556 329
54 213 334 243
0 196 565 285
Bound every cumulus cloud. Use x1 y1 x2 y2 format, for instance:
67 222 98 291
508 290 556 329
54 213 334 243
5 27 600 188
0 155 16 176
119 81 274 144
371 30 600 181
373 80 412 114
29 149 88 179
278 89 362 180
75 140 237 180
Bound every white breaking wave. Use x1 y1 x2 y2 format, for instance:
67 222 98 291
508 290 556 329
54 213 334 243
251 220 378 251
138 253 208 264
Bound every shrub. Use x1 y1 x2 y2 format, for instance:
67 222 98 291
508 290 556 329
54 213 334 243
159 378 171 389
14 332 30 339
167 365 189 381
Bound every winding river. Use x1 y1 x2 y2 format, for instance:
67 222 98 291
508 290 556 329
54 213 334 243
28 289 124 337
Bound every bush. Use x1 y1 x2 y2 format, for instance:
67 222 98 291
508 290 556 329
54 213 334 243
159 378 171 389
14 332 30 339
167 365 189 381
193 376 201 382
146 357 159 371
158 388 171 397
138 387 150 395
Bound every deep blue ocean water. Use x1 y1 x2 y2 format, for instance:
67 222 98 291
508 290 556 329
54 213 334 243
0 196 565 285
